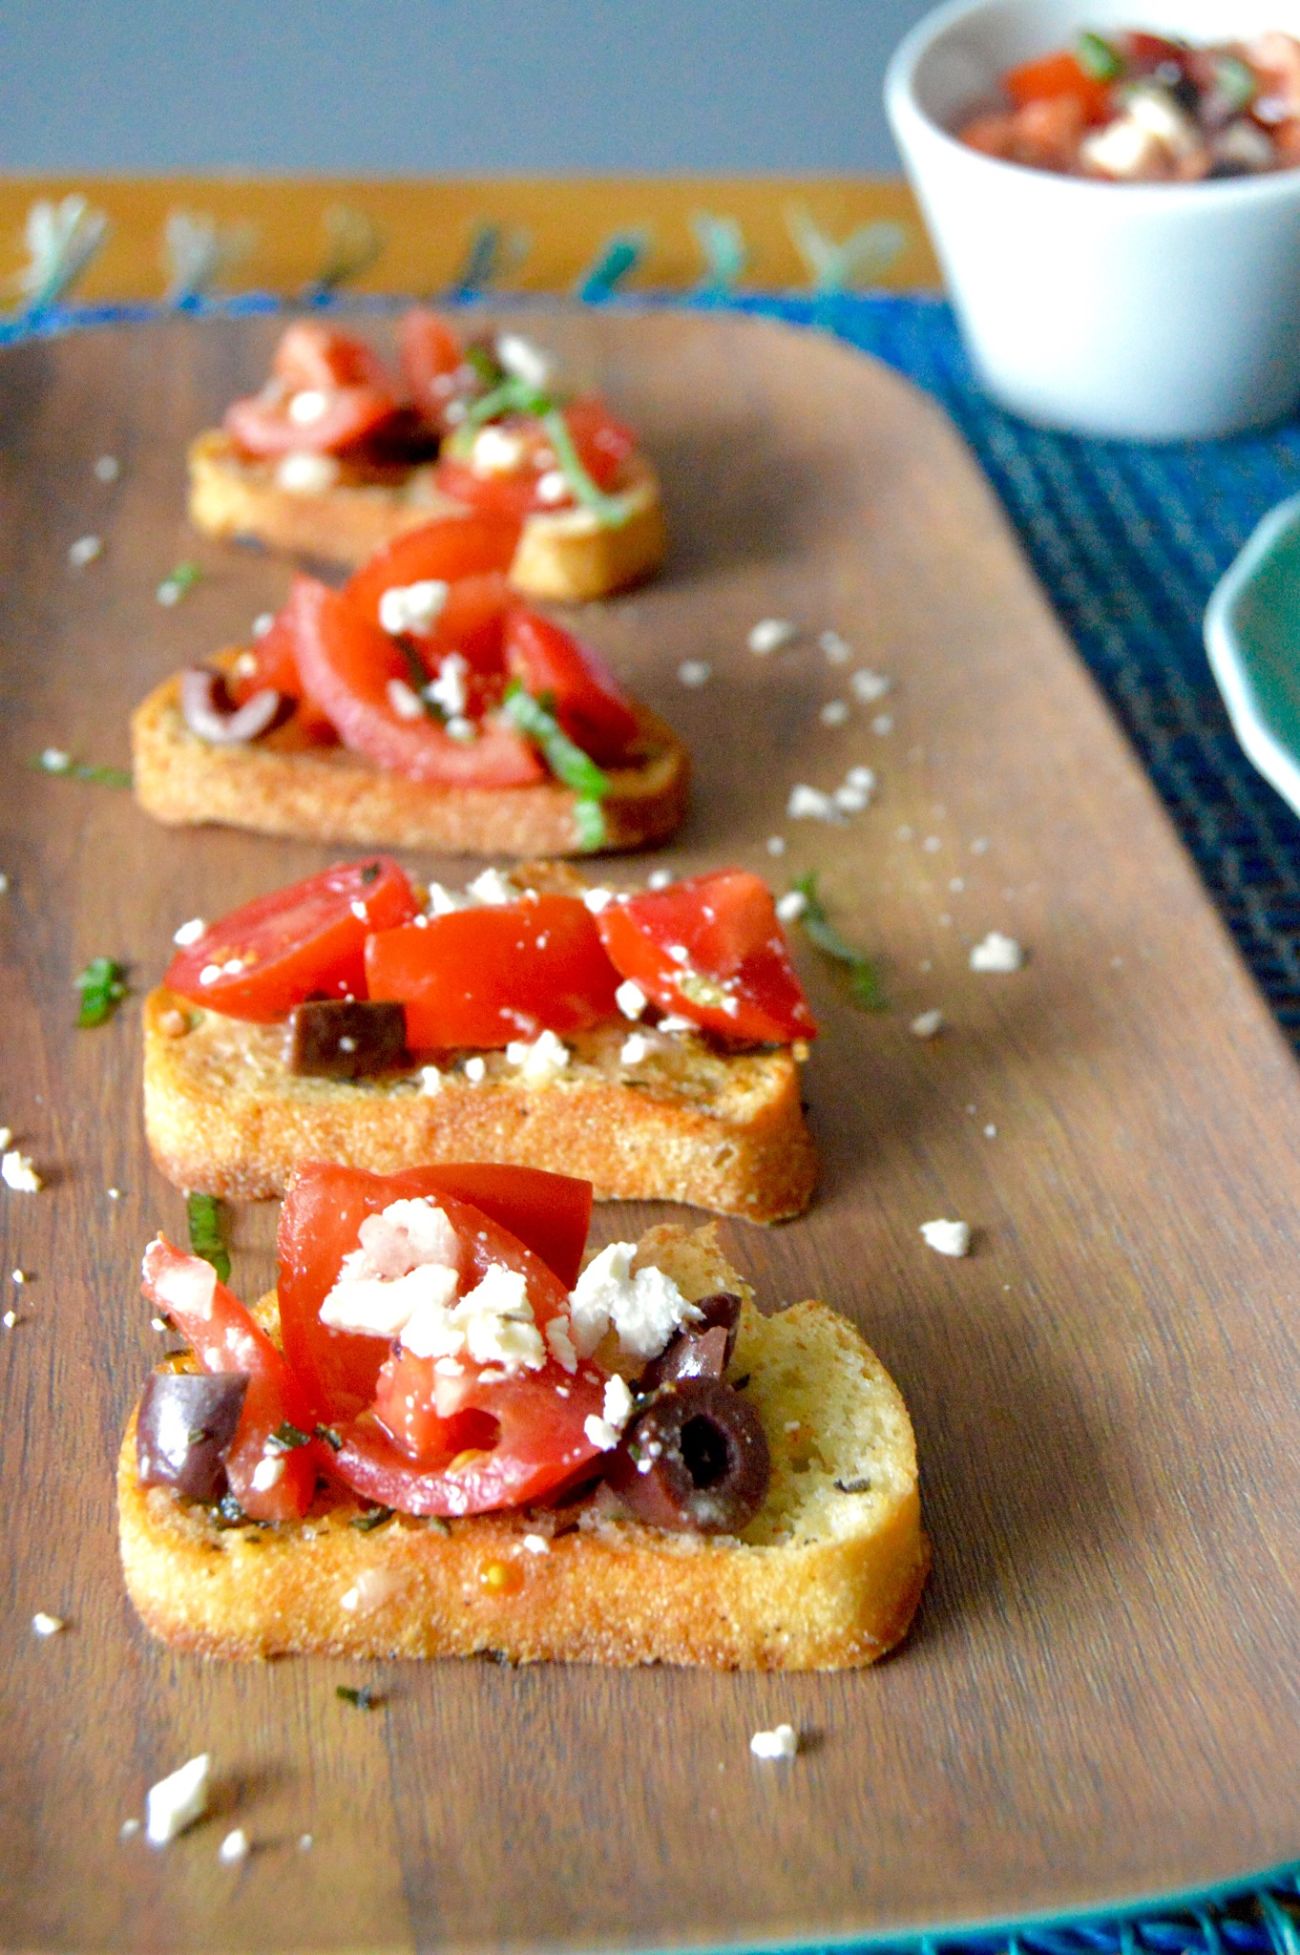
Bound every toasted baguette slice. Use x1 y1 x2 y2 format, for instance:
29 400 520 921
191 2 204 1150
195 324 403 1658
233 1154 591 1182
188 432 668 601
131 670 689 857
118 1224 928 1669
142 986 816 1221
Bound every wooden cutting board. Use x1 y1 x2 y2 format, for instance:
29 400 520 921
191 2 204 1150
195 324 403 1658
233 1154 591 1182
0 308 1295 1955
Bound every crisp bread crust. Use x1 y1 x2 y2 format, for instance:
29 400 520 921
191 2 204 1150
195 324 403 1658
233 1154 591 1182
141 988 818 1220
117 1230 929 1669
187 432 669 600
131 674 690 857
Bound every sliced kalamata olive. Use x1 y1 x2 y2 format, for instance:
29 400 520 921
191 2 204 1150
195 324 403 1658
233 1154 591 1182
604 1378 770 1534
179 667 294 745
136 1371 249 1501
638 1289 742 1390
287 998 408 1078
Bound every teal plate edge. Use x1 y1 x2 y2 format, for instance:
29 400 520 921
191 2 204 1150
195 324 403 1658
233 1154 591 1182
1206 490 1300 823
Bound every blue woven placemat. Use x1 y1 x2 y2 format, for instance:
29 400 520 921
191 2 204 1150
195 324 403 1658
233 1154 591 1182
2 287 1296 1953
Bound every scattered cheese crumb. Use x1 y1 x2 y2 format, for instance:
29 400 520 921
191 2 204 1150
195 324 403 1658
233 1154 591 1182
583 1373 635 1451
522 1533 551 1555
970 837 990 855
750 1723 799 1761
463 1056 487 1084
218 1828 250 1866
615 978 647 1020
250 1455 285 1493
819 630 851 664
922 835 942 854
748 618 798 656
32 1612 64 1636
120 1818 141 1840
581 886 615 914
252 611 274 638
2 1151 43 1194
910 1009 944 1039
872 713 894 735
496 332 554 391
171 917 207 947
467 868 515 907
418 1064 443 1097
298 1834 314 1852
620 1031 652 1066
819 700 849 727
970 931 1025 973
471 425 528 475
41 749 71 773
920 1219 971 1258
787 784 841 824
850 668 891 703
107 1186 123 1201
647 868 672 889
766 835 786 857
276 451 339 495
677 659 711 688
287 387 329 426
505 1029 570 1083
68 534 102 569
94 454 120 483
386 677 424 721
984 1123 998 1139
3 1310 18 1329
0 873 10 894
145 1753 212 1846
535 469 567 505
775 890 807 923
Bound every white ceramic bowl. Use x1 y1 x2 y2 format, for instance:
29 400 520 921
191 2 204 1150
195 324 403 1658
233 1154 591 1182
886 0 1300 438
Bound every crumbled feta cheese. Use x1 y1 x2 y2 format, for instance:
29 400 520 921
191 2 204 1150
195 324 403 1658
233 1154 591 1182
620 1032 652 1066
615 978 647 1020
120 1818 141 1840
2 1151 42 1194
871 713 894 736
748 618 798 656
252 611 275 638
286 388 330 426
418 1064 443 1096
32 1612 64 1636
581 886 615 914
94 454 120 483
657 1014 695 1035
522 1532 551 1554
320 1199 462 1339
970 931 1024 974
2 1310 17 1329
545 1316 578 1372
647 868 672 889
12 1269 27 1284
107 1186 122 1201
505 1029 570 1083
568 1243 700 1361
428 650 470 720
983 1123 998 1139
766 835 786 856
275 452 339 495
250 1455 285 1493
1080 112 1163 179
386 677 425 721
834 784 870 814
922 835 942 854
750 1723 799 1761
218 1827 250 1865
467 867 515 907
970 836 990 855
0 873 8 894
471 425 528 476
445 714 476 743
920 1219 971 1258
819 700 849 727
677 659 711 688
787 784 841 823
850 668 891 703
0 1128 12 1151
775 890 807 923
534 469 568 506
298 1834 314 1852
171 916 207 947
426 881 469 916
910 1009 944 1039
583 1372 635 1451
463 1056 487 1083
819 630 851 664
145 1754 211 1846
41 748 71 773
411 1262 545 1372
378 578 449 637
496 332 554 391
68 534 102 569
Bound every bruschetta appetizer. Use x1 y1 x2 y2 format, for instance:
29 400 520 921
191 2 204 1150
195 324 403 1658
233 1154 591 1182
188 314 667 600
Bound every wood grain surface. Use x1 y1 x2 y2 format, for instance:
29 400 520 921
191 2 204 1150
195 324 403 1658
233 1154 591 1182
0 309 1296 1954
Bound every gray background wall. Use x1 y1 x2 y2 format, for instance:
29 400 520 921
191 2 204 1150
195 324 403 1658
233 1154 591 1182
3 2 932 175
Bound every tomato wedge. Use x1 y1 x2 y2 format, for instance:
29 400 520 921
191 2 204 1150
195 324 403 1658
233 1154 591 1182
398 309 468 429
504 608 640 765
226 580 338 741
290 577 542 787
140 1237 317 1522
273 321 394 393
164 855 417 1022
342 514 522 629
1004 49 1112 120
434 396 636 518
278 1162 594 1418
225 387 401 459
366 894 620 1050
597 870 818 1045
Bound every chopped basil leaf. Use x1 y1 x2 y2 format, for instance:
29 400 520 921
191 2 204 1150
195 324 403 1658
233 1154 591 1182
790 872 888 1012
336 1684 378 1709
160 560 203 600
464 340 506 387
572 796 607 853
314 1423 344 1452
350 1505 393 1532
267 1420 313 1454
185 1190 231 1284
35 752 132 788
540 406 632 530
1076 30 1123 81
501 682 610 819
459 374 552 435
74 955 128 1027
1215 53 1257 111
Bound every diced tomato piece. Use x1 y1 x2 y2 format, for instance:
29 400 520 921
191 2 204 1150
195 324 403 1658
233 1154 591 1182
504 608 640 765
226 583 338 741
225 385 401 459
398 309 467 426
342 514 522 629
164 855 418 1022
365 894 620 1050
140 1237 317 1521
277 1162 594 1418
1121 31 1187 73
597 870 818 1045
1005 49 1112 121
433 396 637 518
273 321 394 393
289 576 543 787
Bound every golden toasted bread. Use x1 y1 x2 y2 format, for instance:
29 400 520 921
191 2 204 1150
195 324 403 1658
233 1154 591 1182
118 1225 927 1669
188 432 668 601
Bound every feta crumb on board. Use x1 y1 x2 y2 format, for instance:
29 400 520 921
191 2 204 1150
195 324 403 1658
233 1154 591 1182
218 1827 250 1866
766 835 786 857
849 667 891 703
171 917 207 947
0 873 10 895
2 1150 43 1193
787 784 841 824
32 1612 66 1636
910 1009 944 1039
819 630 851 664
920 1219 971 1258
677 659 712 688
775 890 807 923
750 1723 800 1761
41 748 71 773
748 618 799 656
68 534 103 569
819 700 849 727
94 454 120 483
145 1753 212 1846
970 931 1025 973
2 1310 17 1328
522 1532 551 1555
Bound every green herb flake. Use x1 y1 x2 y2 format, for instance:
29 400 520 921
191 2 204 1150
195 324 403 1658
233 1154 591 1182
464 340 506 388
790 872 888 1012
350 1506 394 1533
35 751 132 789
267 1421 314 1454
458 374 552 438
186 1190 231 1285
336 1684 379 1710
572 796 608 853
540 406 632 530
74 955 128 1027
158 561 203 603
1215 53 1257 112
501 682 611 815
1076 30 1123 81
